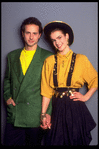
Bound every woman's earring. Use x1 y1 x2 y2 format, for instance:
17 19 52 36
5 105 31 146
67 39 69 46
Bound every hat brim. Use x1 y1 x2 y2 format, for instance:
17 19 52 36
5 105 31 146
44 21 74 46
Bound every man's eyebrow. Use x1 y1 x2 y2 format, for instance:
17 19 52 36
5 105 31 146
25 31 38 34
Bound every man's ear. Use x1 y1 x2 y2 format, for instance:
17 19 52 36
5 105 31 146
39 33 41 39
22 31 24 38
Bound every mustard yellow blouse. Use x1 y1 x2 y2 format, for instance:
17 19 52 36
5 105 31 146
41 49 98 99
20 48 36 75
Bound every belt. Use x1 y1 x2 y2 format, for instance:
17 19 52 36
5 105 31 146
54 88 79 98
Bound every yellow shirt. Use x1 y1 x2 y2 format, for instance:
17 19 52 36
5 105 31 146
41 49 98 99
20 48 36 75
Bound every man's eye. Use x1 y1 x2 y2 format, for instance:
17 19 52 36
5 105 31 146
26 32 30 34
34 33 37 35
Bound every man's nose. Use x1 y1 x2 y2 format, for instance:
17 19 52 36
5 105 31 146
30 33 34 39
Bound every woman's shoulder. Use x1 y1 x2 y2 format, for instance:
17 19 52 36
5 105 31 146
75 53 91 69
76 53 89 62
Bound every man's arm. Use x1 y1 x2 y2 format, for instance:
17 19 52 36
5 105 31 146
3 55 12 101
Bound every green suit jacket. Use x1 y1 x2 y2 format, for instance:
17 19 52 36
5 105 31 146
3 46 53 127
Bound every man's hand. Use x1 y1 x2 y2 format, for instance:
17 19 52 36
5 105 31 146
6 98 16 106
40 114 51 129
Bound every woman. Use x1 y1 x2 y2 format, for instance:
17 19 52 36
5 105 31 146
41 21 98 145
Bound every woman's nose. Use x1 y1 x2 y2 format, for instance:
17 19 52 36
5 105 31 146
55 40 59 46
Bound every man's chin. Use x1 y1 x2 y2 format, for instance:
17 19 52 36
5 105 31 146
26 42 38 47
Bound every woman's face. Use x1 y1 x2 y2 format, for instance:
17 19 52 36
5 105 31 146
50 30 69 53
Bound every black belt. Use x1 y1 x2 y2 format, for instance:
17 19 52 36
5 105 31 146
54 87 79 98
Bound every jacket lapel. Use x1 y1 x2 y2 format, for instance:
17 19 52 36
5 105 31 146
18 46 42 93
12 48 24 83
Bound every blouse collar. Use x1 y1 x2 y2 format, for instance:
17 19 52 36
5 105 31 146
57 49 73 59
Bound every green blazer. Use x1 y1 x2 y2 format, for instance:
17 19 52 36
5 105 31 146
3 46 53 127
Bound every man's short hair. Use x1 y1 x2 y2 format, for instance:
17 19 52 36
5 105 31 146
20 17 43 35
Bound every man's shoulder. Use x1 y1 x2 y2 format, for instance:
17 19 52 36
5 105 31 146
39 46 53 59
7 48 22 57
40 46 53 55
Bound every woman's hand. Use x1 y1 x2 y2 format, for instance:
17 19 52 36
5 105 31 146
69 92 88 102
69 88 97 102
40 117 48 129
41 96 51 129
40 114 51 129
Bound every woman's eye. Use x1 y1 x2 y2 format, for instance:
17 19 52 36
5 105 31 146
58 36 61 39
52 39 56 42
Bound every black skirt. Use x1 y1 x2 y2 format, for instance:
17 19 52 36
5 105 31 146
45 89 96 146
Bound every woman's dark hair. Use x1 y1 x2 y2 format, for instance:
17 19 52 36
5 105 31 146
20 17 43 35
46 28 67 42
50 28 66 36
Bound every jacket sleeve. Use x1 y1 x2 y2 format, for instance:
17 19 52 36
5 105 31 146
3 55 12 101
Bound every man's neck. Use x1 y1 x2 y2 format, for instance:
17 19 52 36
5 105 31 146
25 44 38 51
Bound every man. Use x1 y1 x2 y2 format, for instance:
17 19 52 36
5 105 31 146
3 17 52 146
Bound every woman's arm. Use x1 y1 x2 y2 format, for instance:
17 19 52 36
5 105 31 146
42 96 51 113
40 96 51 129
70 87 98 102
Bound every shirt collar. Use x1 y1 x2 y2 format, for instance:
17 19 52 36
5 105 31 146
22 47 36 55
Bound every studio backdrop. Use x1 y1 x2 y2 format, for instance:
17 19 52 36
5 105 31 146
1 2 98 145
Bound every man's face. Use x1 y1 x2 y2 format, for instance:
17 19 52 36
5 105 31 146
22 24 41 48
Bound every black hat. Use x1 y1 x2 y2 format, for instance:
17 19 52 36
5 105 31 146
44 21 74 46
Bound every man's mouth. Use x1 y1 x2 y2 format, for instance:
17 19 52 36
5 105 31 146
28 40 34 43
